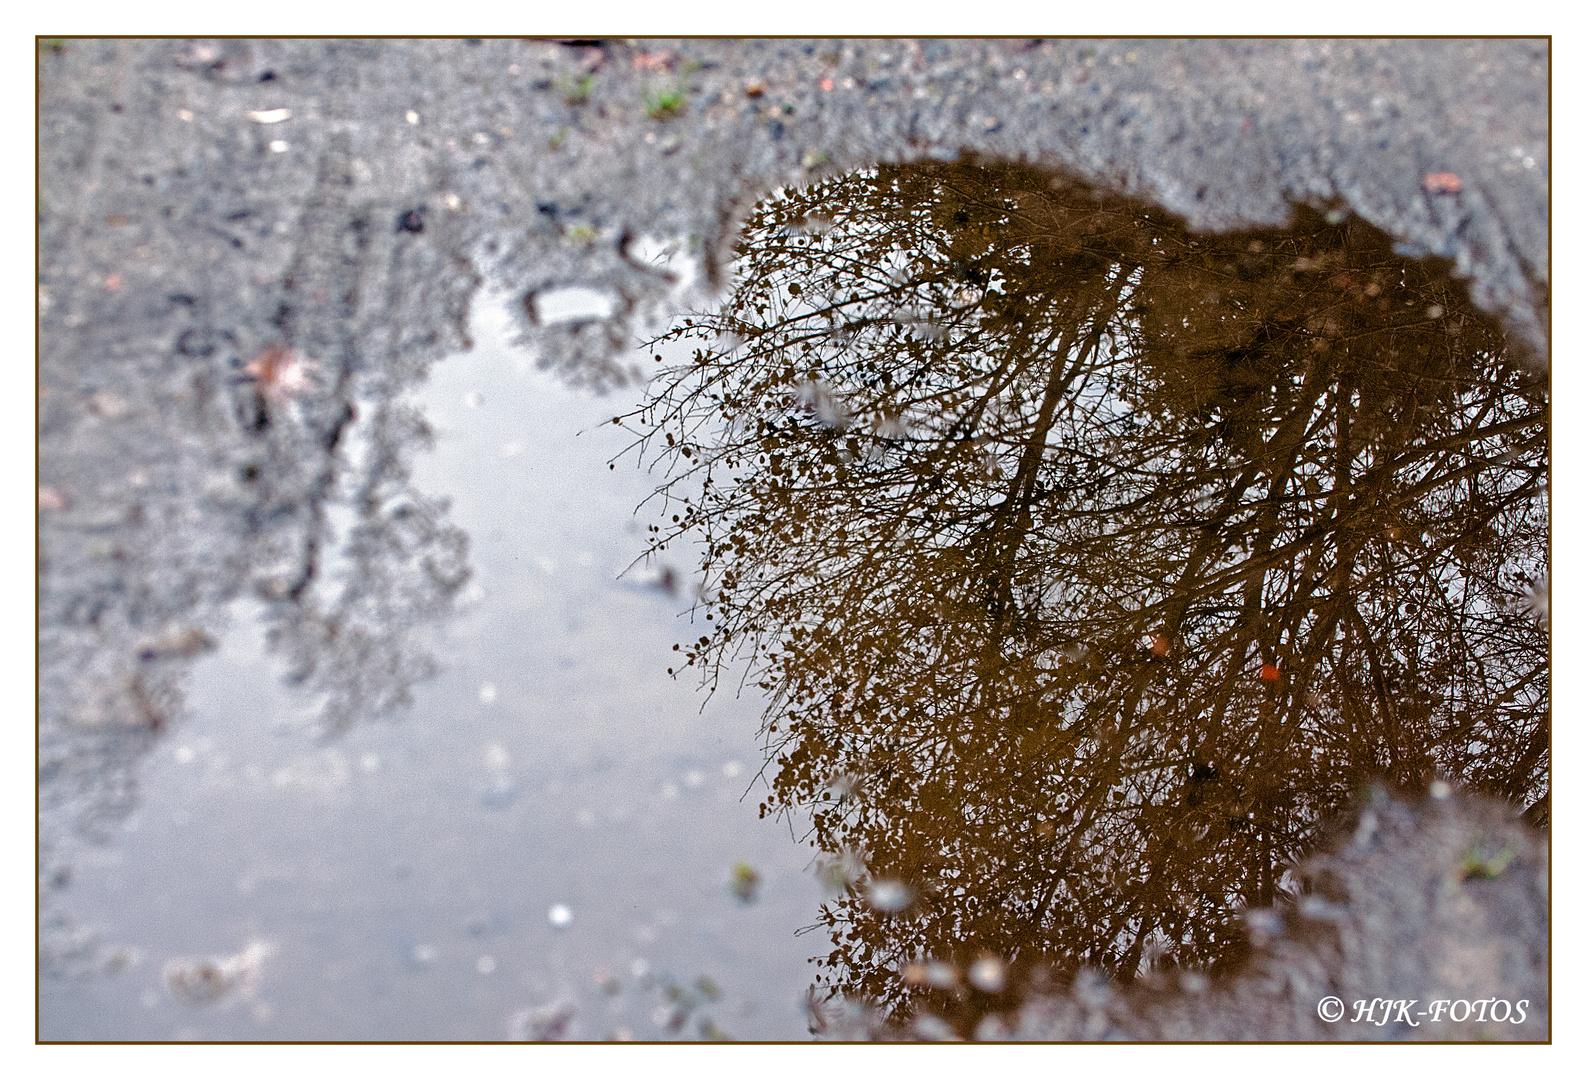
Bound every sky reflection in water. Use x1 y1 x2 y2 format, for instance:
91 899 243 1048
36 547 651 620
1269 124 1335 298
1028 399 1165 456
39 299 827 1041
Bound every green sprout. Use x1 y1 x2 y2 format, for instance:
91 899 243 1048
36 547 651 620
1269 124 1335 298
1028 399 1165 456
564 223 597 246
548 126 570 150
1461 843 1517 881
557 73 596 106
729 861 760 902
645 85 686 121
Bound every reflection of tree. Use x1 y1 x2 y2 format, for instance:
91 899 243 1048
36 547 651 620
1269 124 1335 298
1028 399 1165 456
629 162 1547 1033
39 145 476 973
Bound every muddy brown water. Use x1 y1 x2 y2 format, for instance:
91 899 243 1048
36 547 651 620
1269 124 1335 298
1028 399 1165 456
39 162 1547 1041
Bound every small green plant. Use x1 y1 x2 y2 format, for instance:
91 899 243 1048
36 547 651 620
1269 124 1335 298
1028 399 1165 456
1461 843 1517 881
557 73 595 106
644 85 686 121
39 38 66 55
729 861 760 902
548 126 570 150
564 223 597 246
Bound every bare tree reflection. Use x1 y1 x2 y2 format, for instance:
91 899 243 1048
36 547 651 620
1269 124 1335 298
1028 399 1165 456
627 162 1547 1034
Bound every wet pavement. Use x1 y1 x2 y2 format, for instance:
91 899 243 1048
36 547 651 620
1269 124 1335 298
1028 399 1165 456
37 38 1549 1043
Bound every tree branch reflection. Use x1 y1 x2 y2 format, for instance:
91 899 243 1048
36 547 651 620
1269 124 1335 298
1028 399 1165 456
627 161 1547 1034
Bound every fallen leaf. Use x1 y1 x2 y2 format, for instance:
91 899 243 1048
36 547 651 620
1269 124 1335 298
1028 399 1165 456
1423 172 1462 195
632 52 675 73
243 344 318 400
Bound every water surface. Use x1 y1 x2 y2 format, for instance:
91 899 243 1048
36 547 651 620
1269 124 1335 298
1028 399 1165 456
623 161 1547 1036
40 298 828 1041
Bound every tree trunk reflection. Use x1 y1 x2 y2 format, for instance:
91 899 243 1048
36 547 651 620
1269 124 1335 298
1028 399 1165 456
627 161 1547 1034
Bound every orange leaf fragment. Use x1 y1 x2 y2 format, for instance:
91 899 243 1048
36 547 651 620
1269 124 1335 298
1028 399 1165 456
1423 172 1462 195
632 51 675 73
243 344 318 400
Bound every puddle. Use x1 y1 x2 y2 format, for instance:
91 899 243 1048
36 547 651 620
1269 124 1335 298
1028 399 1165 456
38 295 826 1042
622 161 1548 1036
38 161 1547 1041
